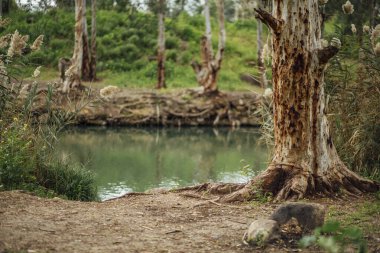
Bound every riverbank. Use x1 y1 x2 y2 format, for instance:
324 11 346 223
0 191 379 252
27 85 263 127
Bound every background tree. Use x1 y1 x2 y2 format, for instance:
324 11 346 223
156 0 166 89
56 0 75 9
82 0 91 80
212 0 378 202
62 0 84 92
89 0 96 81
256 0 268 89
191 0 225 93
1 0 18 14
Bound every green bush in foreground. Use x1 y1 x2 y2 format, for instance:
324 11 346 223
0 27 98 201
299 221 367 253
36 162 98 201
0 101 98 201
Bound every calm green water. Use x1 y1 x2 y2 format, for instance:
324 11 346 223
58 127 269 200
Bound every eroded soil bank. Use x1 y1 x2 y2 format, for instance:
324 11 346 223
28 86 263 127
0 191 379 253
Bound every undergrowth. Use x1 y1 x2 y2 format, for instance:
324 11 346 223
0 27 98 201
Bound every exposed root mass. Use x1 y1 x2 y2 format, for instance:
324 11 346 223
177 165 379 203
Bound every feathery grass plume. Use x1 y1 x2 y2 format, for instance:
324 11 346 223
330 38 342 49
371 25 380 43
351 24 357 34
363 25 370 34
374 43 380 56
33 66 42 78
7 30 28 57
31 35 44 51
0 17 10 28
321 39 329 48
0 60 7 82
262 44 271 63
342 1 354 14
0 34 11 49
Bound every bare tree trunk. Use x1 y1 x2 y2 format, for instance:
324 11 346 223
215 0 378 202
82 0 91 81
256 0 268 89
371 1 379 27
191 0 225 93
156 0 166 89
90 0 96 81
63 0 84 93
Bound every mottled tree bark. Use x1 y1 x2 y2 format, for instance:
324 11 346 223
63 0 83 93
156 0 166 89
191 0 225 93
256 0 267 89
216 0 378 202
90 0 97 81
82 0 91 81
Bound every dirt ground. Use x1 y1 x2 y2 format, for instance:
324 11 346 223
0 191 379 253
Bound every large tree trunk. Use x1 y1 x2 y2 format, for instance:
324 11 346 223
191 0 225 93
256 0 268 89
90 0 97 81
63 0 84 93
197 0 378 202
82 0 91 81
156 0 166 89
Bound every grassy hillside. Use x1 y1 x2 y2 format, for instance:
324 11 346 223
3 8 268 91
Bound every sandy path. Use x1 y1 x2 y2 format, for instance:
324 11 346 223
1 191 379 253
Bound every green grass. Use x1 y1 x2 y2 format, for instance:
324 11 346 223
327 197 380 234
4 8 269 93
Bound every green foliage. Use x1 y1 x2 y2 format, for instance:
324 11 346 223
325 31 380 180
0 27 98 201
0 118 35 188
36 162 98 201
299 221 367 253
4 7 261 91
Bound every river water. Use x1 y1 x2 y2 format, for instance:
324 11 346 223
58 127 269 200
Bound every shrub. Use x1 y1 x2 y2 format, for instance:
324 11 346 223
176 25 195 41
166 49 178 62
326 34 380 180
165 36 179 49
128 34 140 45
0 28 98 201
36 162 98 201
179 51 192 65
0 117 35 189
299 221 367 253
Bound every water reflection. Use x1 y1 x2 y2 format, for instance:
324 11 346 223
58 127 269 200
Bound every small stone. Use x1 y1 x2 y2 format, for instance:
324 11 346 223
244 219 279 246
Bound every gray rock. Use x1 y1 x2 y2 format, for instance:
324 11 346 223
270 202 326 232
244 219 279 246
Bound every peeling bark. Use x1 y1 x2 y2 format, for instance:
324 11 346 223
156 0 166 89
192 0 225 93
256 0 268 89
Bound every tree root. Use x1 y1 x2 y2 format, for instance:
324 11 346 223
174 164 379 203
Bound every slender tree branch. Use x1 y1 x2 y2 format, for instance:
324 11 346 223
203 0 214 64
254 8 283 33
214 0 225 71
191 61 202 74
